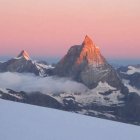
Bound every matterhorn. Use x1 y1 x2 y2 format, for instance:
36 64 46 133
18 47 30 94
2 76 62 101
55 35 127 92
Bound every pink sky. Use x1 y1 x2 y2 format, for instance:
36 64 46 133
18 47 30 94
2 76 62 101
0 0 140 58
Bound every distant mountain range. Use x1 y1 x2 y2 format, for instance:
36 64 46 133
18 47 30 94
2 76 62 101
0 35 140 125
117 65 140 91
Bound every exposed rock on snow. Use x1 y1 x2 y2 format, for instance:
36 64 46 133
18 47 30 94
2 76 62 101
0 50 54 76
54 35 126 92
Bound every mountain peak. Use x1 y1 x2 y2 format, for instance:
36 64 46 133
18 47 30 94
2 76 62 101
55 36 124 90
17 50 30 60
74 36 105 66
83 35 94 46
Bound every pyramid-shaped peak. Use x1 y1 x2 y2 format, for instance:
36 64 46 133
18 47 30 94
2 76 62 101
17 50 30 60
83 35 95 46
54 36 123 90
85 35 91 39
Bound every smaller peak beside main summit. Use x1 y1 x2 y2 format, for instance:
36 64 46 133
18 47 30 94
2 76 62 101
17 50 31 60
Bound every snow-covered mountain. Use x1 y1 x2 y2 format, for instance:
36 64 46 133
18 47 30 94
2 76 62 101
1 85 140 125
0 99 140 140
0 36 140 125
117 65 140 91
0 50 54 76
54 35 126 93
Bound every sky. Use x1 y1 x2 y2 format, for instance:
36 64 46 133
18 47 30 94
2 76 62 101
0 0 140 61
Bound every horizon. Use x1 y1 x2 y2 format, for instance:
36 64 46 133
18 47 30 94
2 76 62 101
1 35 140 65
1 55 140 65
1 0 140 58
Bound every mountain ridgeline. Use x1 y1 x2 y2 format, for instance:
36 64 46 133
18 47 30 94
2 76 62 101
0 36 128 93
1 35 140 125
54 35 127 93
0 50 54 76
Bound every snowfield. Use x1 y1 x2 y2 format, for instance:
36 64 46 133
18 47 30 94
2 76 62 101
0 99 140 140
121 66 140 75
123 79 140 95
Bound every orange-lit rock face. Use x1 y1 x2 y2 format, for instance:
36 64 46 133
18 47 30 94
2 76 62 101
55 35 123 90
17 50 31 60
84 35 94 46
23 50 30 59
75 35 106 66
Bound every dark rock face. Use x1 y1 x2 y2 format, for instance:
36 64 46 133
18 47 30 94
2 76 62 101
117 65 140 89
118 93 140 124
0 57 38 74
1 88 140 125
117 66 131 80
129 74 140 89
54 36 126 91
0 90 63 109
0 50 53 76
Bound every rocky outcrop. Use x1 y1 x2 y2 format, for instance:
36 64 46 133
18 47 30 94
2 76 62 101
117 65 140 89
0 89 63 109
55 36 126 91
1 88 140 125
0 50 53 76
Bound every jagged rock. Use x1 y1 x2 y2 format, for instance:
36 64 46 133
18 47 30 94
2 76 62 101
117 65 140 90
1 88 140 125
0 50 54 76
54 35 126 92
0 89 63 109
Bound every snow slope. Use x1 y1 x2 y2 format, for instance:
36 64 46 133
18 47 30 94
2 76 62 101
121 66 140 75
123 79 140 95
0 99 140 140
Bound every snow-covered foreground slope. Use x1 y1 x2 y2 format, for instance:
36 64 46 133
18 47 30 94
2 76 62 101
0 100 140 140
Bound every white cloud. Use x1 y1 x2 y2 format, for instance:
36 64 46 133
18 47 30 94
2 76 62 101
0 72 87 94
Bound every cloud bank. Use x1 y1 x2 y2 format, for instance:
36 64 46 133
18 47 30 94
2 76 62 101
0 72 87 94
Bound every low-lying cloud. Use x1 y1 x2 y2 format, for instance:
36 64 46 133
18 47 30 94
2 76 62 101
0 72 87 94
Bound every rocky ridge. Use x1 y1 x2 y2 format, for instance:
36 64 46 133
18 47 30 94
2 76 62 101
55 35 127 93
